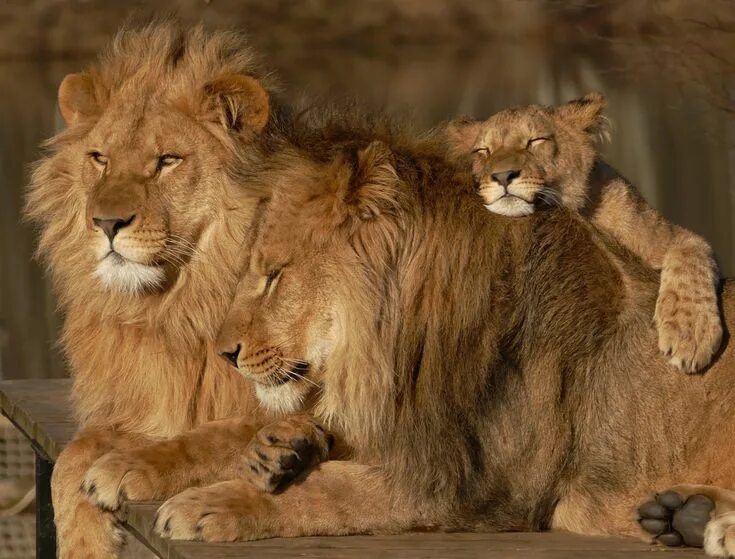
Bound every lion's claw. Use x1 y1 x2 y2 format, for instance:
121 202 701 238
155 481 268 542
81 450 159 511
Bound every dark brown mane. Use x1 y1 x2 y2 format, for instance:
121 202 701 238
383 204 651 523
265 117 663 526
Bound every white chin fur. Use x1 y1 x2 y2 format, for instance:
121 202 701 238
96 256 165 294
485 197 536 217
255 383 307 415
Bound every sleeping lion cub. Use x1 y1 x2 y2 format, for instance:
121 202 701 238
447 93 722 373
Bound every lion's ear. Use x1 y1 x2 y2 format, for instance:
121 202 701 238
345 140 400 222
445 118 483 157
554 92 609 142
203 74 270 134
58 73 100 126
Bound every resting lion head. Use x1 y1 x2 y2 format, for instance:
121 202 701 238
218 141 400 420
446 93 608 216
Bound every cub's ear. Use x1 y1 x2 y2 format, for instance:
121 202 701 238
203 74 270 134
345 140 400 222
445 118 483 157
554 92 610 142
58 73 100 126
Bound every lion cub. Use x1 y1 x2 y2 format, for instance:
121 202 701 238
447 93 722 373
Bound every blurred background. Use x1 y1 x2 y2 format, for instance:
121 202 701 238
0 0 733 555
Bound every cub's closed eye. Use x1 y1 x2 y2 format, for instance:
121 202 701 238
88 151 108 165
472 147 490 155
527 137 550 148
156 154 183 172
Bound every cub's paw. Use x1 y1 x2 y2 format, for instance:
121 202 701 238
655 288 723 374
638 490 714 548
155 481 268 542
243 415 332 492
80 450 161 511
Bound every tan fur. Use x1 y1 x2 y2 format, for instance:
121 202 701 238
24 22 298 558
156 462 418 541
447 94 722 373
153 113 735 550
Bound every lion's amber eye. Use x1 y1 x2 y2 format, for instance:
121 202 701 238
156 154 182 172
527 137 549 149
89 151 108 166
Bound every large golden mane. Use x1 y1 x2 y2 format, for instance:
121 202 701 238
24 22 276 435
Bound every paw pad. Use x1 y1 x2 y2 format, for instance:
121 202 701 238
638 490 714 547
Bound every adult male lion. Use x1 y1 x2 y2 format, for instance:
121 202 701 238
152 114 734 555
26 23 331 558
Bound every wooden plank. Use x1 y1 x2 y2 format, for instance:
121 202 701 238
123 501 704 559
0 380 707 558
0 379 74 460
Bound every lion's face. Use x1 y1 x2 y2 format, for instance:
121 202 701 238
447 93 607 216
216 140 400 415
45 70 270 295
79 104 232 292
216 237 338 414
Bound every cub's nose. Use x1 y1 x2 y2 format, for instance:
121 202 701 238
491 170 521 188
220 344 242 367
92 215 135 242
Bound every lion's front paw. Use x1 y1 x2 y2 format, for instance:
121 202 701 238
242 415 332 492
655 288 723 374
155 481 270 542
81 450 161 511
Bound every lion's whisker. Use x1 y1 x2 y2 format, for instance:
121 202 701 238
158 251 188 268
278 366 320 389
279 357 309 366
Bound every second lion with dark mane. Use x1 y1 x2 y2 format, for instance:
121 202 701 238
153 110 735 555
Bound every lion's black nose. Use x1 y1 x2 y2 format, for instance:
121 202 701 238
93 215 135 242
491 170 521 188
220 344 241 367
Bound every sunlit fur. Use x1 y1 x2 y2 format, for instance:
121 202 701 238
447 94 722 374
218 110 735 540
25 22 278 435
24 22 286 557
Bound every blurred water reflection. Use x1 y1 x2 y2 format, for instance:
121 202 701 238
1 40 734 381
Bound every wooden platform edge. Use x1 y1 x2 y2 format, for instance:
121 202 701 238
0 379 708 558
0 379 75 460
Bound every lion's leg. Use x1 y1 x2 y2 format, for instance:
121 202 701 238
82 414 333 512
52 428 150 559
637 484 735 553
154 461 422 542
